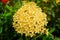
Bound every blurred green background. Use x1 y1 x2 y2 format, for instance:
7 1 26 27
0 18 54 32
0 0 60 40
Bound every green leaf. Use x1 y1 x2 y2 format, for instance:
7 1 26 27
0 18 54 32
43 34 54 40
18 0 22 6
55 37 60 40
51 11 55 18
49 28 55 33
6 5 13 12
0 27 2 34
17 37 23 40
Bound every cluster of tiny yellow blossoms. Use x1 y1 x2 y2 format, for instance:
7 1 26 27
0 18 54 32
56 0 60 4
13 1 48 37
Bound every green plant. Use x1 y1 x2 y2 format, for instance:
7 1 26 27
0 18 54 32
0 0 60 40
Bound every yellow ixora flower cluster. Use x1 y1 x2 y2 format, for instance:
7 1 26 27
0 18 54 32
13 1 48 37
56 0 60 4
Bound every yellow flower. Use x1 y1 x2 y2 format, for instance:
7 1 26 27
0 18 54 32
13 1 48 37
56 0 60 4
